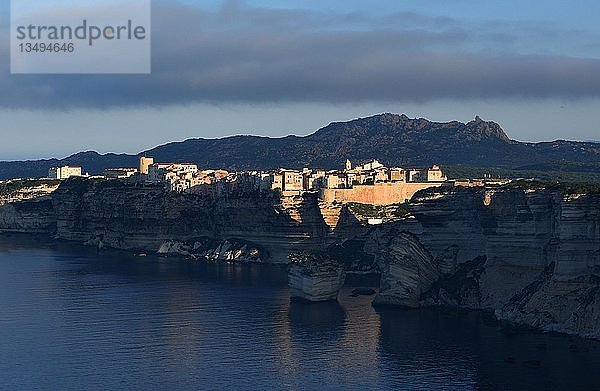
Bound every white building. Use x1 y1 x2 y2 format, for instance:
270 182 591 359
427 165 448 182
356 160 384 172
48 166 82 180
148 163 198 183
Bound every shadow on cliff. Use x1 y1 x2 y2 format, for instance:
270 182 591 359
331 203 365 238
280 192 331 246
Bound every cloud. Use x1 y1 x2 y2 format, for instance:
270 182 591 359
0 0 600 109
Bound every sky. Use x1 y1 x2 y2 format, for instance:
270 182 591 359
1 0 600 160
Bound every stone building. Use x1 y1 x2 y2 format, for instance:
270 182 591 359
427 165 447 182
139 156 154 175
48 166 82 180
282 170 303 192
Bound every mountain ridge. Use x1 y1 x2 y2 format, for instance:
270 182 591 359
1 113 599 179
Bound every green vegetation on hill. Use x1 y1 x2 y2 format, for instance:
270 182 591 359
557 182 600 195
0 179 60 196
506 179 600 195
347 202 410 220
515 160 600 174
445 165 600 183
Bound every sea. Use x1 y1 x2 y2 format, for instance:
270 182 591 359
1 235 599 391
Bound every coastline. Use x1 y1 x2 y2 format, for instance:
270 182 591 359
2 231 599 342
1 178 600 340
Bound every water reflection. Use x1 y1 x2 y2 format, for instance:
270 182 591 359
288 301 346 335
275 291 386 391
2 235 600 391
376 307 600 391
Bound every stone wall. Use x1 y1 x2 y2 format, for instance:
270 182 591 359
319 182 443 205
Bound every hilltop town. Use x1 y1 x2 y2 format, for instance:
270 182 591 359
44 157 509 206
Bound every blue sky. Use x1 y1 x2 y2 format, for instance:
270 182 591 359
1 0 600 159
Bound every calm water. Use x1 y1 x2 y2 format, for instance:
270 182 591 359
1 236 600 391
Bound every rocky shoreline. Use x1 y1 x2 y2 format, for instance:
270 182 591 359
305 184 600 339
1 178 599 339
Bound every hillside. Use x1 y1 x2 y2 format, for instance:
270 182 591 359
1 113 600 179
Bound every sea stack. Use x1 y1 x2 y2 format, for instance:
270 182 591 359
288 251 346 302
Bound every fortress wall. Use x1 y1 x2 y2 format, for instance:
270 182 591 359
320 182 441 205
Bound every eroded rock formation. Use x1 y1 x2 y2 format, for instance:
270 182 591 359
382 185 600 338
158 237 265 263
366 229 438 307
0 198 56 234
48 178 334 261
288 251 346 302
0 180 59 234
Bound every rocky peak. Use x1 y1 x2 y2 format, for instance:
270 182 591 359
317 113 512 143
460 116 511 143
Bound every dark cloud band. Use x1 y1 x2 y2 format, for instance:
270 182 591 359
1 1 599 108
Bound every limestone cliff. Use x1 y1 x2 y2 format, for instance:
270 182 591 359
496 273 600 339
288 251 346 302
0 179 59 234
555 193 600 278
0 178 367 260
0 179 60 206
157 237 265 263
0 198 56 234
49 178 334 261
376 185 600 338
1 176 599 337
367 229 439 307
